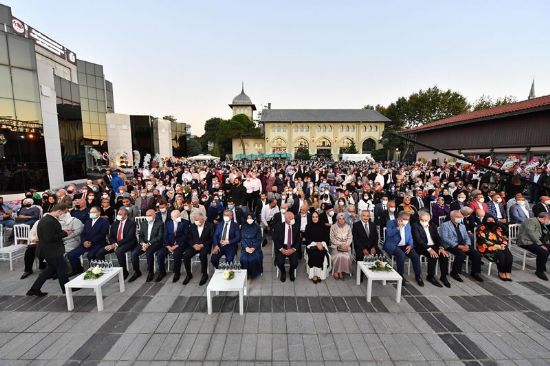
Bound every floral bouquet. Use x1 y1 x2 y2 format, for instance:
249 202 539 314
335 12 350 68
369 260 392 272
84 266 104 280
222 270 235 280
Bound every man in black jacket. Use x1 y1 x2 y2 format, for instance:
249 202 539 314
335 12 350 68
27 205 72 296
273 211 300 282
182 211 214 286
129 209 165 282
229 177 247 209
412 211 450 288
352 210 379 261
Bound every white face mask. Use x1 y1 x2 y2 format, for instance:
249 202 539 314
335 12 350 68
545 200 550 205
89 212 98 219
289 219 295 225
457 197 466 202
146 216 154 223
381 200 388 205
116 214 123 221
401 220 409 226
160 208 167 213
280 208 287 214
454 218 463 224
173 217 181 223
246 218 254 225
223 216 231 222
496 198 502 203
478 197 485 203
517 200 526 206
389 207 396 213
420 220 429 227
194 220 201 226
328 211 334 217
338 201 345 206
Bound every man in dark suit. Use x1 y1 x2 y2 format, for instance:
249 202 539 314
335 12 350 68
373 195 389 225
352 210 380 261
533 196 550 218
129 209 165 282
530 167 547 204
182 211 214 285
156 202 171 224
449 191 468 211
156 210 189 282
97 207 137 279
412 190 428 211
412 211 450 288
271 202 290 227
67 206 110 276
229 177 247 208
102 169 113 188
211 210 241 268
27 205 71 296
226 198 245 226
273 211 300 282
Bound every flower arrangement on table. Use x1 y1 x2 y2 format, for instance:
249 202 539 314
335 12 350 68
222 270 235 280
369 260 392 272
84 266 104 280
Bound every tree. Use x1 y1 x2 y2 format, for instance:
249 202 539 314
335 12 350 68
472 95 516 111
347 140 358 154
294 147 310 160
162 115 177 122
187 137 202 156
215 114 261 157
199 117 223 151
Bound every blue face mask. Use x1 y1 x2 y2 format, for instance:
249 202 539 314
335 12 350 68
228 204 234 210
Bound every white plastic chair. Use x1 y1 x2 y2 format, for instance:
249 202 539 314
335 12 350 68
506 224 530 270
191 252 209 274
430 201 436 215
0 224 27 270
14 224 30 245
438 216 446 226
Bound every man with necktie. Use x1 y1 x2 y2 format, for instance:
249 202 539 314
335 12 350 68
129 209 164 282
156 210 189 282
273 211 300 282
211 210 241 268
352 210 380 261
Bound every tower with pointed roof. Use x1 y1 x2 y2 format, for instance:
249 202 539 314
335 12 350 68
229 82 256 120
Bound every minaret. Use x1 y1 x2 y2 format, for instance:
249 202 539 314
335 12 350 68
528 80 536 100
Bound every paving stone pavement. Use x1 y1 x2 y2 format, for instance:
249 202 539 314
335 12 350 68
1 242 550 365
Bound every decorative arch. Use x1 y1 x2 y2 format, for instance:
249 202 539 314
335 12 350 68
340 137 355 154
272 137 287 153
362 138 376 153
294 138 309 151
316 137 331 148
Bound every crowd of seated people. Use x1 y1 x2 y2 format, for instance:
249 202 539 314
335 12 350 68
0 158 548 297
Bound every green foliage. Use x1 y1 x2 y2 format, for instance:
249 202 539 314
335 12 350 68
294 147 310 160
199 117 223 151
202 114 262 157
162 115 177 122
211 144 221 157
371 148 387 162
187 137 203 156
472 95 516 111
347 140 358 154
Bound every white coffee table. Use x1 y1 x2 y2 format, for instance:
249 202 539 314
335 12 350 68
207 269 247 315
65 267 125 311
356 261 402 303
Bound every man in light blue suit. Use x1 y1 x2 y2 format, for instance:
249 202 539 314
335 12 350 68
211 209 241 268
383 211 423 286
509 195 532 224
439 210 483 282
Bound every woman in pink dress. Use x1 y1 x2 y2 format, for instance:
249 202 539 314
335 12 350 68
330 213 353 279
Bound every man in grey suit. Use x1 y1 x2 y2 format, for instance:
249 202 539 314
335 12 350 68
129 209 165 282
518 212 550 280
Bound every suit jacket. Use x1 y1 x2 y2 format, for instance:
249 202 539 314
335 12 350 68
138 219 165 248
156 211 171 224
213 220 241 249
383 219 413 253
449 200 466 211
80 218 110 248
533 203 550 218
109 219 137 247
271 212 288 227
411 196 428 211
36 214 67 259
487 201 507 220
438 221 471 249
518 217 548 246
122 205 139 220
509 204 532 224
412 222 442 252
272 220 300 252
468 201 489 214
373 203 387 225
164 219 189 247
187 221 214 252
352 220 379 252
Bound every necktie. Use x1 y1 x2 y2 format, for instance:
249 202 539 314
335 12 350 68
287 225 292 249
454 224 464 244
383 205 387 210
364 222 369 237
222 222 229 242
117 221 123 241
418 198 423 208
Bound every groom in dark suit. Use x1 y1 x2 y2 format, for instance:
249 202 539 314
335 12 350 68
182 211 214 286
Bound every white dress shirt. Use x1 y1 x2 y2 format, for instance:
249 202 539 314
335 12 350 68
423 225 434 247
197 224 204 237
300 214 308 232
147 221 154 241
398 226 406 246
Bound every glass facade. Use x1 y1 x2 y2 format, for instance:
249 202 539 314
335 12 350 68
54 75 85 181
105 79 114 113
171 121 187 157
0 30 48 193
77 59 107 152
131 115 157 158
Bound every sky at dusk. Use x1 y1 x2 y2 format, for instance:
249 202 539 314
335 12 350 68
3 0 550 135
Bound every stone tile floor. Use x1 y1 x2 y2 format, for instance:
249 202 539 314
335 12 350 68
1 244 550 365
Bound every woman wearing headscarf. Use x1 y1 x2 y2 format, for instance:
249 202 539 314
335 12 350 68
240 213 263 278
330 212 353 279
305 211 330 283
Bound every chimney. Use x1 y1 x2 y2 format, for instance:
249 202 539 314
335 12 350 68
267 103 271 109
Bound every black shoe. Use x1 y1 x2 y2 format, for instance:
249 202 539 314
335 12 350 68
199 274 209 286
173 273 180 283
123 270 129 280
441 277 451 288
154 272 166 282
535 271 549 281
146 272 154 282
128 271 142 283
415 276 424 287
262 239 268 247
427 277 442 287
472 273 484 282
280 271 286 282
289 271 295 282
402 278 408 286
182 274 193 285
26 289 47 297
51 273 58 280
20 271 33 280
450 272 463 282
67 269 84 277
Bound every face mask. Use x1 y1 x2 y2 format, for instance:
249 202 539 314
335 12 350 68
478 197 485 203
363 195 369 200
389 207 396 213
381 200 388 204
23 203 32 208
160 208 167 213
146 216 154 223
223 216 230 222
89 212 98 219
289 219 295 225
75 205 81 209
517 201 526 206
454 218 463 224
328 211 334 217
457 197 465 202
183 206 189 211
173 217 181 223
116 215 123 221
496 198 502 203
141 193 146 198
401 220 409 226
228 204 235 210
194 220 201 226
545 200 550 205
280 208 287 214
338 201 345 206
420 220 429 227
244 218 254 225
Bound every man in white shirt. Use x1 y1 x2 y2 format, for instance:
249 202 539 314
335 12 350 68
260 198 280 247
130 209 165 282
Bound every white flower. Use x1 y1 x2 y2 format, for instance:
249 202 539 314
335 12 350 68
91 266 102 275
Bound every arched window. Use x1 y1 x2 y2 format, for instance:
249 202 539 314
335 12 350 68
272 138 287 153
362 138 376 153
374 125 378 132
